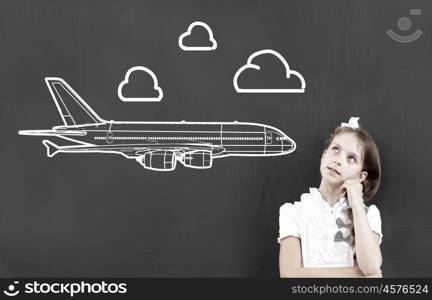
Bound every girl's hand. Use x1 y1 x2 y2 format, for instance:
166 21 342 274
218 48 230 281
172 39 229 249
342 179 364 210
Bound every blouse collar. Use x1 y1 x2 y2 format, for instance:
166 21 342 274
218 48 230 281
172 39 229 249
308 187 349 212
308 187 367 212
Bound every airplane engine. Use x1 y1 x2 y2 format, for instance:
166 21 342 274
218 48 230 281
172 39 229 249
139 151 177 171
181 150 212 169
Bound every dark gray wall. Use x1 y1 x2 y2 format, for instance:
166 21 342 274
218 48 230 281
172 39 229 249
0 0 431 277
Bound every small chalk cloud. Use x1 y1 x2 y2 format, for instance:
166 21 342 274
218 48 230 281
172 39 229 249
178 21 217 51
233 49 306 93
118 66 163 102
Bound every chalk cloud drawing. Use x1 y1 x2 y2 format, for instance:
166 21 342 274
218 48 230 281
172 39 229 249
118 66 163 102
178 21 217 51
18 78 296 172
233 49 306 93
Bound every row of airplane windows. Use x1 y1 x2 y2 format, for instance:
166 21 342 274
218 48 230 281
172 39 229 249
94 136 265 141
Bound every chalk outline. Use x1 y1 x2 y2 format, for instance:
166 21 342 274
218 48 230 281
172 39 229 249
178 21 217 51
18 77 296 172
118 66 163 102
233 49 306 93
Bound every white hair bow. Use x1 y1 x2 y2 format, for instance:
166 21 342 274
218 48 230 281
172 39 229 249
340 117 360 129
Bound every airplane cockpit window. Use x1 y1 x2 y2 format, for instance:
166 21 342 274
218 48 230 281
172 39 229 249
265 132 273 144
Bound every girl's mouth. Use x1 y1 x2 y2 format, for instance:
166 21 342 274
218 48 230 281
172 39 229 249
327 167 340 175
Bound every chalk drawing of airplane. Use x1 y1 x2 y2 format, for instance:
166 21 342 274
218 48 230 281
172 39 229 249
18 78 296 171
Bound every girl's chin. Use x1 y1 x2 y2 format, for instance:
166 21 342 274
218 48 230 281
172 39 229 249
322 175 343 185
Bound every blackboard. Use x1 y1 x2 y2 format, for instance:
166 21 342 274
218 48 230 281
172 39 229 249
1 0 431 277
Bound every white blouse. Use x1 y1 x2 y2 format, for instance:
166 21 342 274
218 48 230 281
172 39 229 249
278 188 383 268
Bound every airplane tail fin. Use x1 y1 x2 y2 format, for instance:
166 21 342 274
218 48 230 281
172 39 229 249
42 140 60 157
45 77 105 126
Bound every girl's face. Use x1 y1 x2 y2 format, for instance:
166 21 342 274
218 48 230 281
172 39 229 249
320 132 367 185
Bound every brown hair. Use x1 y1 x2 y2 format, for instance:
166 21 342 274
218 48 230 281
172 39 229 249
324 126 381 202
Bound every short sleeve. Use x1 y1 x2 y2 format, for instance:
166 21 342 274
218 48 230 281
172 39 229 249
278 203 300 243
367 205 383 245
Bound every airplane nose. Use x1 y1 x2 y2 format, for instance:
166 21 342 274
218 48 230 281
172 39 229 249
281 134 296 153
282 141 293 152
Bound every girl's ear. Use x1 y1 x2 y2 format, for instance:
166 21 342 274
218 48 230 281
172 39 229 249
358 171 368 182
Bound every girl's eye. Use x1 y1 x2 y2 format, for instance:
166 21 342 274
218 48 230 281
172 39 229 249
348 156 356 163
331 146 339 152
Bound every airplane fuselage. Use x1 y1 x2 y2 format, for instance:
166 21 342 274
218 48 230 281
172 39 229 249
52 121 294 158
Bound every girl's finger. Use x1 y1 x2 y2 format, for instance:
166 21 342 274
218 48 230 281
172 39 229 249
344 179 353 186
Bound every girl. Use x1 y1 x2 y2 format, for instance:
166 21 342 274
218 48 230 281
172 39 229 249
278 117 383 277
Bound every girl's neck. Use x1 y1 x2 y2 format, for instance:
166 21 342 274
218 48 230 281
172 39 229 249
318 180 345 207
